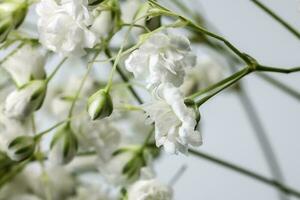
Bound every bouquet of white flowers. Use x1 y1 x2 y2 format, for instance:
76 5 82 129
0 0 299 199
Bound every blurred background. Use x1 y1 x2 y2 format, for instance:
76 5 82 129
154 0 300 199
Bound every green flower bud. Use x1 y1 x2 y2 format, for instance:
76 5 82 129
7 136 36 161
4 80 47 119
50 124 78 165
87 89 113 120
0 0 28 43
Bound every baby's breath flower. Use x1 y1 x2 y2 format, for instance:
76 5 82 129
128 179 173 200
143 83 202 154
36 0 97 57
125 33 196 91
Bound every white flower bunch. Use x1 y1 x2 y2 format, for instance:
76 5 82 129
1 0 292 199
125 32 202 154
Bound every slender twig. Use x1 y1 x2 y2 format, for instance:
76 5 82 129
68 51 101 118
189 149 300 199
46 57 67 83
104 48 144 104
236 86 288 200
257 65 300 74
251 0 300 39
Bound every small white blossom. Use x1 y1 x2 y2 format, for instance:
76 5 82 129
143 84 202 154
128 179 173 200
4 80 47 119
2 45 46 87
125 33 196 90
36 0 97 56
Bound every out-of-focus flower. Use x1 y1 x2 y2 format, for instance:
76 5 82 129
73 116 121 160
67 184 117 200
87 89 113 120
128 179 173 200
4 80 47 119
49 124 78 165
2 45 46 87
125 33 196 90
22 163 75 200
181 54 224 96
49 75 97 118
36 0 97 57
143 83 202 154
0 0 28 42
91 8 113 37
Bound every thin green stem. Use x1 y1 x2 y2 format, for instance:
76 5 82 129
104 48 144 104
188 67 251 103
236 85 288 200
189 149 300 198
147 0 251 64
251 0 300 39
68 51 101 118
257 65 300 74
45 57 67 83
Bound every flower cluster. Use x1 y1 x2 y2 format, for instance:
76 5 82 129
126 32 202 154
0 0 228 199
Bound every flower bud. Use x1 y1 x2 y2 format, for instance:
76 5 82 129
0 0 28 43
7 136 35 161
87 89 113 120
4 80 47 119
49 124 78 165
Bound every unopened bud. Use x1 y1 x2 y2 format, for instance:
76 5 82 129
87 89 113 120
0 0 28 42
7 136 35 161
4 80 47 119
49 124 78 165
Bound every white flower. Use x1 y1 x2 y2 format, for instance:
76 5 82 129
143 84 202 154
67 184 117 200
125 33 196 90
128 179 173 200
4 80 47 119
20 163 75 200
36 0 97 57
2 45 46 87
73 116 121 160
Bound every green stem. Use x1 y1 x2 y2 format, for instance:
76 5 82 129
188 66 251 101
251 0 300 39
189 149 300 198
104 48 144 104
68 51 101 118
236 84 288 200
45 57 67 83
147 0 251 64
257 65 300 74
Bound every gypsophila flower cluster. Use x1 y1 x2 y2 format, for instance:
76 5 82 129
1 0 295 199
